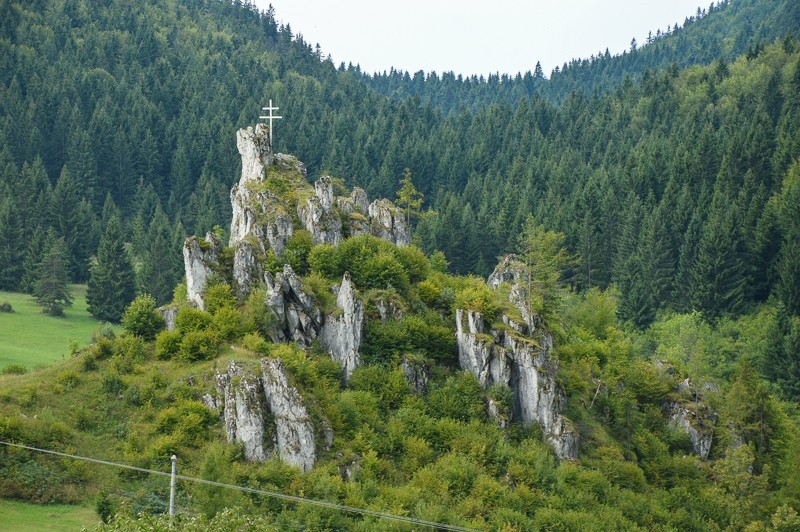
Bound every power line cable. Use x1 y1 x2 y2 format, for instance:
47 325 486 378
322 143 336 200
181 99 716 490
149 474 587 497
0 441 477 531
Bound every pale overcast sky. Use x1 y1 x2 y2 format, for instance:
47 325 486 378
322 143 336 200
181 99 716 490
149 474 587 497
254 0 706 77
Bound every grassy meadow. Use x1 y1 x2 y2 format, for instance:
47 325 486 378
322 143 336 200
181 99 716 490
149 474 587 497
0 286 118 371
0 499 99 531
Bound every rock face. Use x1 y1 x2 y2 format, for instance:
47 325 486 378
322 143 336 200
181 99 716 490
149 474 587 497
159 305 179 331
215 362 272 462
211 359 317 472
232 241 261 300
401 357 428 395
297 176 343 246
319 273 364 381
454 256 579 460
456 308 578 460
264 265 323 345
666 402 714 459
261 358 316 472
368 199 411 247
183 232 222 310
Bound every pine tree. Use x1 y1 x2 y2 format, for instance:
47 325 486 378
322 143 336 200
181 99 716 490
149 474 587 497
87 215 136 322
34 237 73 316
690 192 747 319
396 168 424 228
0 197 25 290
20 228 55 294
138 207 178 306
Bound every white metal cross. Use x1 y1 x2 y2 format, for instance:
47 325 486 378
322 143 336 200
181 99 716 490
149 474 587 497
259 99 282 147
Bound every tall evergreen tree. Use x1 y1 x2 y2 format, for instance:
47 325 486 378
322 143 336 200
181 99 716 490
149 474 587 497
34 237 73 316
87 214 136 322
0 198 25 290
138 207 178 306
690 190 747 319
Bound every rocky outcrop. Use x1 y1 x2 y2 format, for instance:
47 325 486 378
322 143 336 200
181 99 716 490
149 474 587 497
232 241 261 300
297 176 343 246
237 123 272 182
264 265 322 345
261 358 316 472
319 273 363 381
183 232 222 310
159 305 179 331
666 401 713 459
456 308 578 460
487 255 537 334
215 362 272 462
401 356 428 395
368 199 411 247
211 359 318 472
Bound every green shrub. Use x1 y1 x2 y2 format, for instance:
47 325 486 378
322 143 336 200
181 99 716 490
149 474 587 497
308 243 340 278
174 307 213 334
56 370 80 389
204 283 237 315
349 365 410 412
455 283 499 323
1 364 27 375
92 337 115 360
395 245 430 283
178 330 218 362
301 272 336 313
241 332 269 354
361 252 409 293
102 371 126 395
239 288 275 336
0 301 13 312
212 307 242 340
280 230 314 274
155 329 182 360
92 322 116 342
113 333 146 360
417 279 442 307
426 372 485 422
121 294 165 340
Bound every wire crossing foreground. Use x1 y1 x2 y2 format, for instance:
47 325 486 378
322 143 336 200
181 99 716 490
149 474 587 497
0 440 476 531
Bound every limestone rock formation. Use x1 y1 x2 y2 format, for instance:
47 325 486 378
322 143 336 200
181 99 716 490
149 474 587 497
401 356 428 395
368 199 411 247
261 358 316 472
215 362 272 462
319 273 364 381
183 232 222 310
211 359 318 472
159 305 179 331
264 265 323 345
456 308 578 460
232 241 261 300
666 401 714 459
454 256 580 460
297 176 343 246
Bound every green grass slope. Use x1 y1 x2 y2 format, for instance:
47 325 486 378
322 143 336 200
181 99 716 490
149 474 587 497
0 499 98 531
0 286 118 371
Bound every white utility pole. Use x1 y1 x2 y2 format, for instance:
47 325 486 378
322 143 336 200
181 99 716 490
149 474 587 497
169 454 177 525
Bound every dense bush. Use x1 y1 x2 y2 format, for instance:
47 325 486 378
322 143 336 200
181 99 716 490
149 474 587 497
174 308 213 334
281 230 314 274
203 283 237 315
121 295 165 340
155 330 182 360
178 330 218 362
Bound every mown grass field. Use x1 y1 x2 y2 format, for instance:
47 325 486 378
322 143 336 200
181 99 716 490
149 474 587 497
0 286 118 371
0 499 99 531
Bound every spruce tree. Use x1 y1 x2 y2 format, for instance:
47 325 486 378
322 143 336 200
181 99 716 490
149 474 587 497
0 198 25 290
690 192 747 320
34 237 73 316
138 207 178 306
87 215 136 322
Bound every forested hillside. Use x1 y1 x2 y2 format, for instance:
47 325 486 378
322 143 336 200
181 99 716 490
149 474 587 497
363 0 800 110
2 0 800 528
